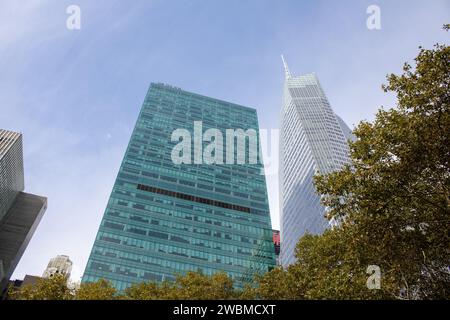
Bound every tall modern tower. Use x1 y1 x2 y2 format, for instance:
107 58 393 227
0 129 47 295
82 83 276 290
279 57 353 267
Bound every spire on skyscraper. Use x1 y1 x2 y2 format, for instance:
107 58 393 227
281 54 292 79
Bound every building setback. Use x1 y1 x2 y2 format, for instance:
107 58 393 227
0 129 47 295
82 83 276 290
279 57 353 267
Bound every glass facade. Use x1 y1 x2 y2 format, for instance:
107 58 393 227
82 83 276 291
279 59 352 266
0 129 24 222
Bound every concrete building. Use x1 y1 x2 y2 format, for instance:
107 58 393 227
42 255 73 279
0 129 47 294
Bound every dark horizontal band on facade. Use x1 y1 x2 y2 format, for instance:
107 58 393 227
136 184 251 213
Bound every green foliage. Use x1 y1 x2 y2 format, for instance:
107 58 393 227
8 271 239 300
124 281 172 300
248 24 450 300
241 267 300 300
175 271 236 300
75 279 118 300
311 27 449 299
8 274 74 300
125 271 236 300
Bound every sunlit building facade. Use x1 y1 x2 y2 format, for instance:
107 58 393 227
279 57 353 266
42 255 73 279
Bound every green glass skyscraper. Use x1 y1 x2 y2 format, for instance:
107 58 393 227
82 83 275 290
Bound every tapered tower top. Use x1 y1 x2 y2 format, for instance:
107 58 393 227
281 54 292 79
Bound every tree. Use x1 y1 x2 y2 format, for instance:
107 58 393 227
75 279 118 300
125 271 237 300
8 274 74 300
174 271 236 300
124 281 170 300
312 25 450 299
241 266 304 300
248 25 449 300
7 271 238 300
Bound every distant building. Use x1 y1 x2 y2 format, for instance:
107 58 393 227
279 58 353 266
42 255 73 279
0 129 47 295
272 230 281 265
1 255 75 299
0 275 41 300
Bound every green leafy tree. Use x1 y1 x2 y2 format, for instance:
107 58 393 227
124 281 170 300
125 271 237 300
249 24 449 300
174 271 236 300
249 230 390 300
75 279 118 300
8 274 74 300
292 230 391 299
312 25 449 299
241 266 303 300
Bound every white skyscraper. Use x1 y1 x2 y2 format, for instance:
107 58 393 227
42 255 73 279
279 56 353 266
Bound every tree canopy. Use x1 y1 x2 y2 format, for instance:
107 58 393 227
251 25 450 300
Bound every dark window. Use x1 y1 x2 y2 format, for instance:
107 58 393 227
100 236 121 244
128 227 146 235
171 235 190 244
160 175 177 183
104 221 125 231
136 184 251 213
133 203 145 210
148 230 169 239
91 262 111 271
136 193 154 201
130 215 148 223
179 180 195 186
143 272 162 281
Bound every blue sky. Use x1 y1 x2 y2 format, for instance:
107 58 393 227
1 0 448 281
